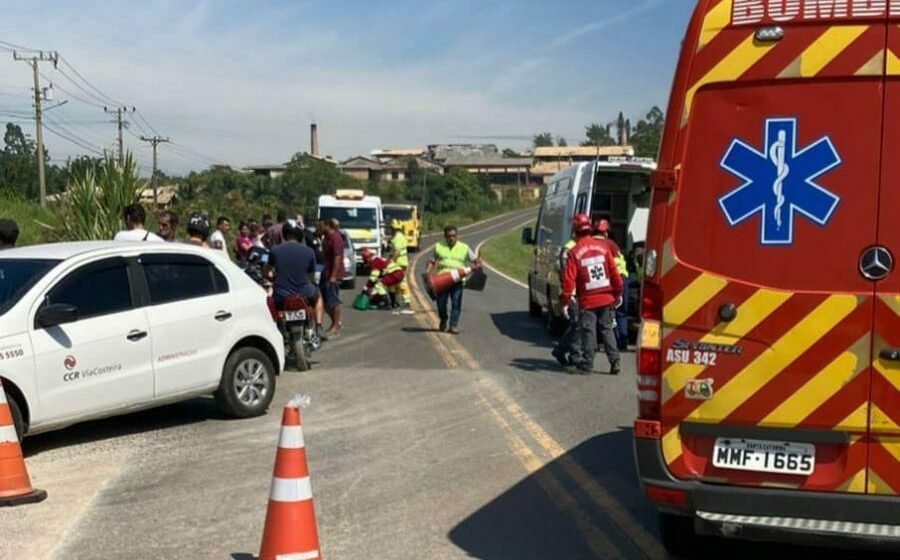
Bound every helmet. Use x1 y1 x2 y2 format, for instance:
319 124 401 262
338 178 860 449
594 218 611 235
282 219 299 239
391 218 403 230
187 212 211 238
360 248 373 264
572 214 592 234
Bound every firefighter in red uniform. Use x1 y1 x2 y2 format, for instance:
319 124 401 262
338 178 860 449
561 214 623 375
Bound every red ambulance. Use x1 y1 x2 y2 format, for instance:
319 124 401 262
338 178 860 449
635 0 900 553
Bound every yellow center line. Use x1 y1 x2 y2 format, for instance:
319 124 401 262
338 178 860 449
409 242 667 559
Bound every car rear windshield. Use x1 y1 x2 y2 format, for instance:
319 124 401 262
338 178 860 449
384 207 413 221
319 207 378 229
0 259 59 316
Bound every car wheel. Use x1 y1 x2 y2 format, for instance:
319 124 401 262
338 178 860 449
6 391 25 442
215 347 276 418
657 512 699 558
528 280 542 318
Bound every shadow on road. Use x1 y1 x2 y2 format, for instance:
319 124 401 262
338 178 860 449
23 397 223 457
508 357 567 373
449 428 890 560
230 554 255 560
402 326 442 334
490 311 551 347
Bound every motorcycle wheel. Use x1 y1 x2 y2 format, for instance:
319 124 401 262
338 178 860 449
292 326 311 371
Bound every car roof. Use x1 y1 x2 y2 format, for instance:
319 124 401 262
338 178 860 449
0 241 225 262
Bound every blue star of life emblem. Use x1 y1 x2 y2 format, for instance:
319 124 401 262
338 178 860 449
718 118 841 245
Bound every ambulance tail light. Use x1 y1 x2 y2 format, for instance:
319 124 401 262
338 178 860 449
638 280 663 422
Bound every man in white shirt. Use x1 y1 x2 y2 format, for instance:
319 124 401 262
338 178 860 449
114 204 164 242
209 216 231 255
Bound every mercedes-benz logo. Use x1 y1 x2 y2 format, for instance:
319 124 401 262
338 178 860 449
860 246 893 281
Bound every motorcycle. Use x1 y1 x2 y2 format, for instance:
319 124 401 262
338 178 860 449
244 247 321 371
266 294 321 371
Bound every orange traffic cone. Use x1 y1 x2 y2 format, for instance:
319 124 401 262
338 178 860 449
0 381 46 507
425 266 474 299
259 396 322 560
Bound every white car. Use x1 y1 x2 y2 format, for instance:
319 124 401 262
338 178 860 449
0 241 285 439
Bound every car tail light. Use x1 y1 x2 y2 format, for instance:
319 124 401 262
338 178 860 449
645 485 687 509
638 280 663 422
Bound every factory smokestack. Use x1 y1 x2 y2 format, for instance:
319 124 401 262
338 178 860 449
310 123 319 156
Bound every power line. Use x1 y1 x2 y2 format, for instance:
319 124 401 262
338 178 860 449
43 121 104 156
57 55 123 107
168 141 227 165
39 71 106 109
0 40 41 52
134 109 161 137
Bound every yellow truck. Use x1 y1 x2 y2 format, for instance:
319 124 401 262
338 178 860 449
382 203 420 252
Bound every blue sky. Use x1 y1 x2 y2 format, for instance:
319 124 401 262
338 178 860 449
0 0 695 174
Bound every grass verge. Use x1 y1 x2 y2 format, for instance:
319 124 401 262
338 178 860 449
479 221 534 285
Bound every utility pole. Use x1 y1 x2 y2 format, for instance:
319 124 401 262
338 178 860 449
105 106 135 167
140 135 170 208
13 50 58 207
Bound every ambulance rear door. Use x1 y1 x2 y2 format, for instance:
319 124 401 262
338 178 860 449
660 6 887 495
867 20 900 497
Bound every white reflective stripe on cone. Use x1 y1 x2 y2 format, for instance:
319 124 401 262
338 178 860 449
450 270 460 282
270 476 313 502
0 424 18 444
279 425 305 449
275 550 320 560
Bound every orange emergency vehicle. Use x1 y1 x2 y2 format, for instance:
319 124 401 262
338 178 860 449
636 0 900 553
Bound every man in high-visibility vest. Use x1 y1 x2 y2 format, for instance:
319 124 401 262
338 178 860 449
594 218 630 351
389 219 411 307
427 225 478 334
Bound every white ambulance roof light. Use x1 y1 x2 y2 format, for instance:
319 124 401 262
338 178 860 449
335 189 365 200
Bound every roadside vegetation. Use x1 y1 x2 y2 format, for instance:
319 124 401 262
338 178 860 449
480 222 535 285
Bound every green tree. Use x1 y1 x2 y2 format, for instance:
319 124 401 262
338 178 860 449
0 123 39 199
533 132 554 148
581 123 616 147
630 106 665 158
556 136 568 147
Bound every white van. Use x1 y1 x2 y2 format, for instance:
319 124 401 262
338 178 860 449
522 157 655 333
317 189 384 267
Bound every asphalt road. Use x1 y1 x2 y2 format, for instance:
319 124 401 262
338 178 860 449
1 208 892 559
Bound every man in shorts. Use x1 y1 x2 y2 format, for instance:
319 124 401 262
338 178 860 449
320 218 345 338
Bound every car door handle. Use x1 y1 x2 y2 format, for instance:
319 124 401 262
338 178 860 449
879 348 900 362
215 311 233 322
127 330 148 342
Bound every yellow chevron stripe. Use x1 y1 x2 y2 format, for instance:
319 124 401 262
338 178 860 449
872 338 900 393
662 428 682 467
867 470 892 495
877 437 900 463
662 288 791 400
836 402 869 433
683 295 858 424
664 295 856 465
697 0 732 52
662 273 729 327
777 26 867 79
761 335 869 428
888 48 900 75
682 34 775 126
870 403 900 435
840 468 868 493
